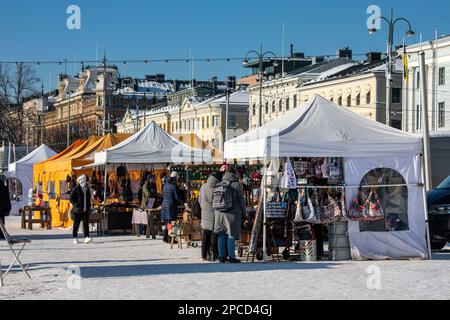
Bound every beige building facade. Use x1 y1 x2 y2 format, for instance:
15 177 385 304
248 59 403 129
117 91 249 151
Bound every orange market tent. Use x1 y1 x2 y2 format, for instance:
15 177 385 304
174 133 224 163
33 134 130 228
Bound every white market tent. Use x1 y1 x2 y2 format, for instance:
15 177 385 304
94 121 212 166
6 144 57 215
225 95 430 261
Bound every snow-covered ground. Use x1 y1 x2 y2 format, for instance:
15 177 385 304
1 216 449 300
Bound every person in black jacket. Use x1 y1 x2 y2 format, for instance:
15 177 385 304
0 175 11 239
70 175 92 244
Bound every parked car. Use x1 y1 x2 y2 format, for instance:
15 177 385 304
428 176 450 250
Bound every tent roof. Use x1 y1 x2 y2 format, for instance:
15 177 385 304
8 144 57 173
66 133 131 161
10 144 56 166
95 121 212 165
173 134 224 163
40 140 86 164
225 95 423 159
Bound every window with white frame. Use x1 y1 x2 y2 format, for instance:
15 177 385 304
439 102 446 128
439 67 446 86
212 115 220 127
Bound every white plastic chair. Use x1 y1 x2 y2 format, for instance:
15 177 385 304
0 220 32 280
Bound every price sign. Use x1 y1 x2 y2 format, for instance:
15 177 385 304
266 201 287 219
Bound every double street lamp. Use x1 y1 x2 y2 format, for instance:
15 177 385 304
369 8 415 127
243 45 278 127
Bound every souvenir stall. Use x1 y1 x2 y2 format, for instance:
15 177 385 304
90 121 212 237
225 95 431 261
33 134 130 228
5 144 57 215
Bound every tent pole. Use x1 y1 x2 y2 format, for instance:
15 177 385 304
103 163 108 204
421 155 433 260
262 156 268 263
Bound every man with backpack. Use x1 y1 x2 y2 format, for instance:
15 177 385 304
199 172 222 262
213 167 246 263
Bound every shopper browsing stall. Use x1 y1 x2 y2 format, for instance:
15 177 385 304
161 173 180 242
214 167 246 263
199 172 222 262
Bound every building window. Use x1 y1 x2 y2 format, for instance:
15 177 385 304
417 71 420 89
272 101 276 113
392 88 401 104
293 95 297 108
206 116 209 128
439 102 446 128
213 115 220 127
279 100 282 112
356 93 361 106
439 67 446 86
265 102 269 114
347 95 351 107
338 96 342 106
366 91 371 104
286 98 290 111
202 117 205 129
252 104 256 116
229 115 237 128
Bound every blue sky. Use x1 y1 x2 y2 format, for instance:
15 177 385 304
1 0 449 91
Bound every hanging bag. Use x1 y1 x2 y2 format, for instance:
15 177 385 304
347 188 367 221
321 189 343 224
363 187 385 221
280 159 297 189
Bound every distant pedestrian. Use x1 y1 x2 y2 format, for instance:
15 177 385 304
214 167 246 263
70 175 92 244
199 172 221 261
161 173 179 243
0 175 11 239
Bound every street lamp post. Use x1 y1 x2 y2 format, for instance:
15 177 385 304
369 8 415 127
67 90 74 147
243 46 278 263
243 45 278 128
102 54 107 136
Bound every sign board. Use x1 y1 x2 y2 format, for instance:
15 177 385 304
266 201 287 219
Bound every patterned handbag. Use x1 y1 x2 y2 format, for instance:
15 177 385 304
363 187 385 221
347 188 367 221
321 190 343 224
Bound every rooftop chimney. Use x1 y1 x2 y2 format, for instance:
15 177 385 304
366 52 382 63
337 47 352 59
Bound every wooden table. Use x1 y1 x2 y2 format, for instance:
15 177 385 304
20 206 52 230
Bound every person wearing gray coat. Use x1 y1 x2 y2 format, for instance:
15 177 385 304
214 167 246 263
199 173 221 261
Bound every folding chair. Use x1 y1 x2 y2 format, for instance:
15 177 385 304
0 220 32 280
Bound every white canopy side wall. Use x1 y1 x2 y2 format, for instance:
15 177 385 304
5 145 56 215
344 155 428 260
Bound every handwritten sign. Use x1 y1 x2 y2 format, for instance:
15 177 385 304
266 202 287 219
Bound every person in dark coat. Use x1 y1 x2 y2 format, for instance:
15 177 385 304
0 175 11 239
161 173 179 243
199 173 221 261
214 167 246 263
161 173 179 222
69 175 92 244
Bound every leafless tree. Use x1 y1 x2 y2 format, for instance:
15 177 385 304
0 63 40 144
